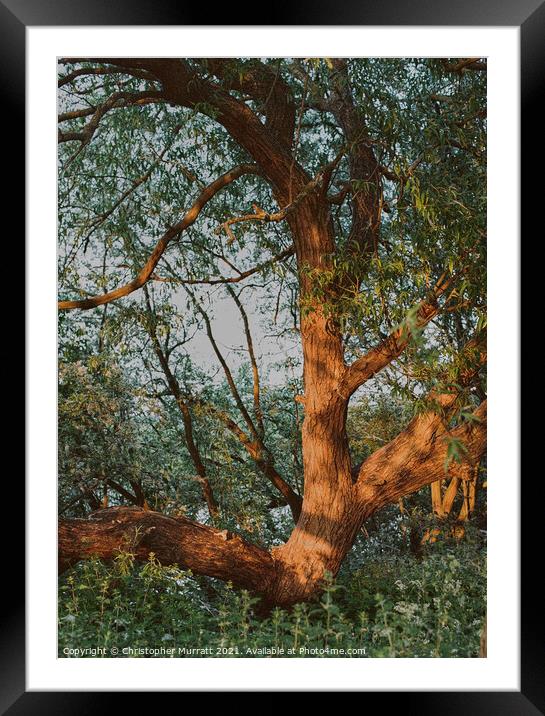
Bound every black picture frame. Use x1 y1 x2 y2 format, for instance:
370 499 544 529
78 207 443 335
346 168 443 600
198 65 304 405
6 0 538 708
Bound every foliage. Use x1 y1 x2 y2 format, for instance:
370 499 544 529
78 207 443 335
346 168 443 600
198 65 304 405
59 527 485 658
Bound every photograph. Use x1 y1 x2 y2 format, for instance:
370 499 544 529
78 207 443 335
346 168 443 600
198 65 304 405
56 56 488 660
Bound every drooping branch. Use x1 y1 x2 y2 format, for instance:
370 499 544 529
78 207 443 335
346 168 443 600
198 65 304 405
139 288 301 521
226 285 265 437
58 163 260 310
58 506 275 593
149 246 295 286
182 288 302 520
58 65 157 88
58 90 165 144
141 289 219 520
81 124 183 253
189 399 302 522
185 287 261 443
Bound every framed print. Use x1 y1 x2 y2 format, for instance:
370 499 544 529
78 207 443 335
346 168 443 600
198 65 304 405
7 0 538 707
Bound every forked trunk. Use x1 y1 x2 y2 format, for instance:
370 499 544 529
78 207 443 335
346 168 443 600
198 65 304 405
57 195 487 610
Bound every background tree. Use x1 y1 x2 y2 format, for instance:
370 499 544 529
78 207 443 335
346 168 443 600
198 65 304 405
58 57 486 607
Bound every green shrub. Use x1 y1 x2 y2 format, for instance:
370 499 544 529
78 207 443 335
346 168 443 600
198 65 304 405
59 534 485 658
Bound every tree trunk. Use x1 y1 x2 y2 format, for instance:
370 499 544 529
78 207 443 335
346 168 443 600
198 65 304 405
57 194 487 608
265 201 360 604
58 401 486 607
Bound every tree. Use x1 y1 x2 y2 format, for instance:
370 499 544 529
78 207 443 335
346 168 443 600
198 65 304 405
57 57 487 607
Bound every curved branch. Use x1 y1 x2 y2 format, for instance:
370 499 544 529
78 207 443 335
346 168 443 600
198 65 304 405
338 274 454 398
58 164 260 310
96 59 309 203
142 289 219 521
441 58 487 73
59 506 275 594
354 330 486 507
58 90 165 143
199 58 296 149
81 124 183 253
58 65 157 88
185 286 260 443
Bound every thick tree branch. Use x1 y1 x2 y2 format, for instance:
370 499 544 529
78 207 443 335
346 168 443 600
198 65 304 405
441 58 487 73
95 59 309 204
328 59 382 259
357 400 487 514
58 506 275 593
199 58 296 149
355 332 486 508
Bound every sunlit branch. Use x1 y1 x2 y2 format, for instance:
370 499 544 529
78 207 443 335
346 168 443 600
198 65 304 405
58 164 260 310
356 400 487 512
337 274 457 398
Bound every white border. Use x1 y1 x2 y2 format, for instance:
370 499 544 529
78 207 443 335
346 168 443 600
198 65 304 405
27 27 520 691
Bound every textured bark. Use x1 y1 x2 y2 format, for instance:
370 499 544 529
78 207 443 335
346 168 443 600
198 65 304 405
356 401 487 513
57 174 486 606
59 506 275 593
329 59 382 260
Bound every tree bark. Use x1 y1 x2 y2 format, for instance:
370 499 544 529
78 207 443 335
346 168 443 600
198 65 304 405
57 59 488 609
59 506 275 593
